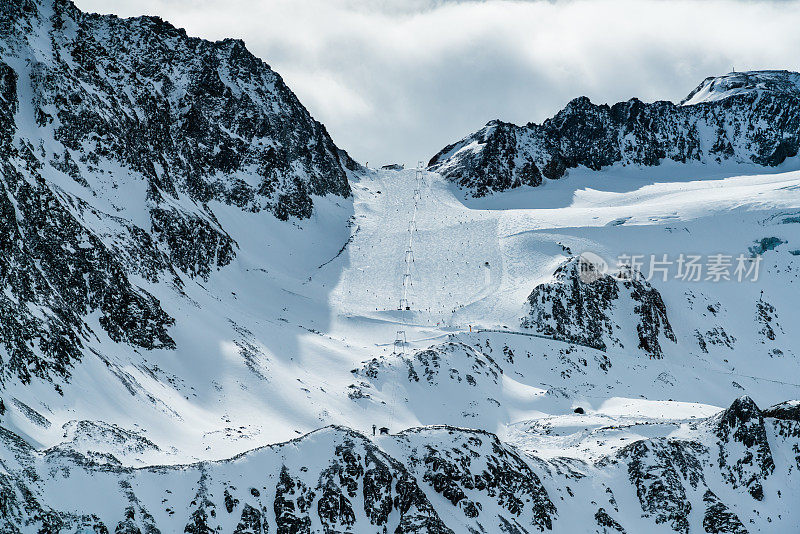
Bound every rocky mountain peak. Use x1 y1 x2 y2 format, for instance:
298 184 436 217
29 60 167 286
708 396 775 501
681 70 800 106
0 0 357 386
714 395 763 428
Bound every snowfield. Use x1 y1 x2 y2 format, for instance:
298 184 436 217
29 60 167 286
6 160 800 462
4 160 800 532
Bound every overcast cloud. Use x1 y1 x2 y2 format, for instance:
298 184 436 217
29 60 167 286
74 0 800 166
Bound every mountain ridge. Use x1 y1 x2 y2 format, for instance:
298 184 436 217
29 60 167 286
2 396 799 533
429 70 800 196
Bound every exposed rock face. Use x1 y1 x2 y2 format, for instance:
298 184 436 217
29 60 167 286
2 396 800 532
429 70 800 196
0 0 354 385
763 400 800 422
46 420 160 465
521 258 676 357
701 490 748 534
707 396 775 501
619 439 705 534
395 427 557 533
594 507 626 533
0 426 454 534
0 155 177 385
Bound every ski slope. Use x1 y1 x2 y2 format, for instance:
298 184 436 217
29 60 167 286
328 162 800 437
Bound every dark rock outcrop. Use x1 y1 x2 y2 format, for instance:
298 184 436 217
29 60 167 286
701 490 748 534
608 396 784 533
594 507 626 533
619 439 705 534
0 425 454 534
521 258 676 357
708 396 775 501
763 400 800 422
394 426 557 532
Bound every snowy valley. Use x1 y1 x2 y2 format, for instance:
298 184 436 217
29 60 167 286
1 0 800 532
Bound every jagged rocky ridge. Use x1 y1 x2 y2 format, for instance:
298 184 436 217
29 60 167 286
429 70 800 195
522 257 676 358
1 396 798 532
0 0 354 385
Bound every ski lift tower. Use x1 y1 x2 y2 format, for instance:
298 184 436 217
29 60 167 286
392 330 407 355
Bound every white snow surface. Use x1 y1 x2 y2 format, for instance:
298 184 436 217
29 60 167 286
5 159 800 470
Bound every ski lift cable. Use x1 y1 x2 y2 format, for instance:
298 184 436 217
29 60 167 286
388 165 427 429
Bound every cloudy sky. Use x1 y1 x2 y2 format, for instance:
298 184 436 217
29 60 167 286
75 0 800 166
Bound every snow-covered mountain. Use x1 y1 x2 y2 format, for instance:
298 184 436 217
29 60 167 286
428 70 800 196
2 1 800 532
681 70 800 106
0 0 355 388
